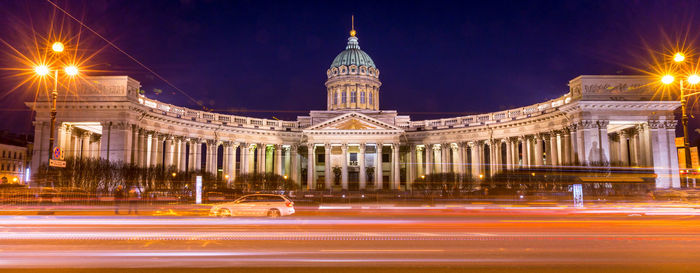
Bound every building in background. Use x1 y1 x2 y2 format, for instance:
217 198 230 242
25 27 683 190
0 131 31 184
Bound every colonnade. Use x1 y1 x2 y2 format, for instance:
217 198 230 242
49 119 681 190
56 123 101 160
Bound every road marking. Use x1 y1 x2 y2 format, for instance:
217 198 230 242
320 249 445 252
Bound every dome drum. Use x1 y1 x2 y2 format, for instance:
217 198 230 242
326 31 381 111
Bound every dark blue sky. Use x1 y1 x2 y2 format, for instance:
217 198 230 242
2 0 700 140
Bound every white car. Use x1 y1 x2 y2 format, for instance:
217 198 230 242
209 194 295 217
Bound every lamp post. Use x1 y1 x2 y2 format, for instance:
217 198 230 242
34 42 79 164
661 52 700 171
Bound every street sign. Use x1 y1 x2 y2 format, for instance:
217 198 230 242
195 176 202 204
572 184 583 208
49 159 66 168
52 147 64 160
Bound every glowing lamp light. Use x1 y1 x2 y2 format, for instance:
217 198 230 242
688 74 700 85
674 52 685 63
171 172 176 177
224 174 229 179
64 65 79 76
478 174 484 179
52 42 65 53
283 175 288 180
34 65 50 76
12 177 18 182
661 75 675 84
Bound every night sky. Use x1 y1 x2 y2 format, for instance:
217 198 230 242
2 0 700 142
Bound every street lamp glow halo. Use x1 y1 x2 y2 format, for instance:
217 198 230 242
64 65 79 76
688 74 700 85
34 65 50 76
674 52 685 63
52 42 64 53
661 74 675 84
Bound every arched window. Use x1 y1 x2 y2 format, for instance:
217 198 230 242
360 91 366 104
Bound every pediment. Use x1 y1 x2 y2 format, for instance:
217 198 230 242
304 112 404 132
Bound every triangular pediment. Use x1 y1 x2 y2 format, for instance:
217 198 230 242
304 112 403 132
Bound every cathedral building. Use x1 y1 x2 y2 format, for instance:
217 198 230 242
27 27 682 190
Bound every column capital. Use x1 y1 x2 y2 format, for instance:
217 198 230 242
359 143 366 151
647 120 663 129
324 143 332 149
597 120 610 128
664 120 678 129
340 143 348 150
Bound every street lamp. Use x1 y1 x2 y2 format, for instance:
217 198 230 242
34 42 79 164
660 52 700 170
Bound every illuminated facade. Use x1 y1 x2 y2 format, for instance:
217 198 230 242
0 143 28 184
27 28 682 190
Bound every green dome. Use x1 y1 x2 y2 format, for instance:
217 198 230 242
330 36 376 69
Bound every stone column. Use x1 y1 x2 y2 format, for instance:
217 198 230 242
324 143 332 189
642 124 653 167
139 132 147 167
359 143 366 189
222 142 230 178
205 141 212 174
505 139 512 170
179 138 187 172
562 130 571 165
524 137 532 167
630 130 640 166
230 143 238 178
239 143 247 174
81 132 92 159
376 143 383 190
648 120 681 188
664 121 681 188
534 135 544 166
149 133 159 167
164 136 174 168
619 131 629 166
425 144 433 175
194 140 202 171
416 146 424 177
341 144 348 190
290 145 299 187
392 143 400 189
471 141 481 179
549 133 559 166
131 129 140 164
274 144 282 175
597 120 611 164
187 139 195 171
569 124 579 165
307 144 316 190
441 143 449 173
408 144 416 189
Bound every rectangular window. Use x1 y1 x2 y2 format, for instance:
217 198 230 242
333 91 338 105
369 92 374 105
342 92 347 103
382 153 389 163
317 154 324 163
360 92 365 103
351 91 357 103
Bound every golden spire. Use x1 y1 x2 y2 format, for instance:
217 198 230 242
350 15 356 37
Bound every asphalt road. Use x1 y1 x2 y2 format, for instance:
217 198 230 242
1 207 699 272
